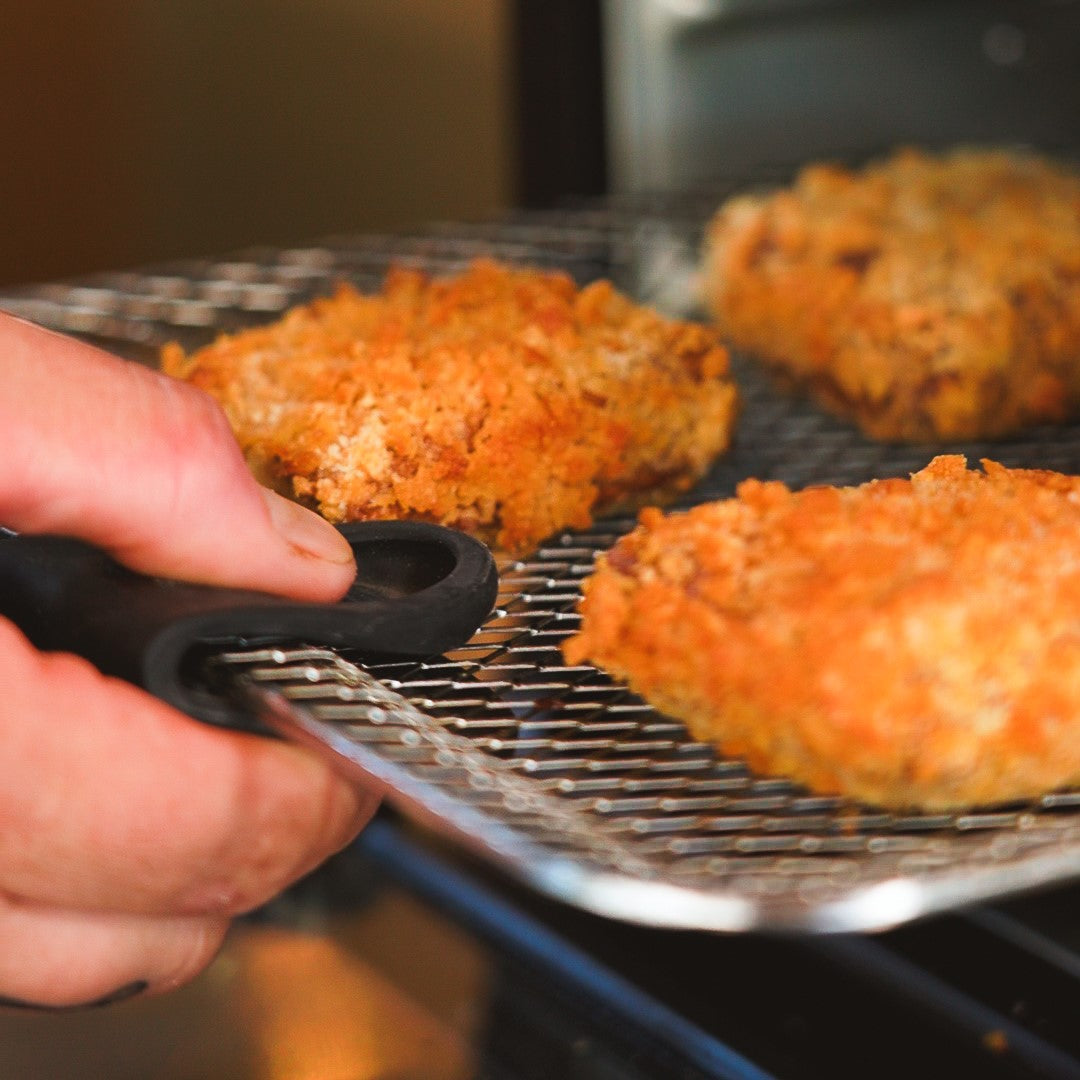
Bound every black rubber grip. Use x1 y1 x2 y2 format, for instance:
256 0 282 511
0 520 498 728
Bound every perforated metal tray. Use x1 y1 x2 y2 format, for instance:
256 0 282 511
5 200 1080 933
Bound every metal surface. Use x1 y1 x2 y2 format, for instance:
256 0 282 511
5 200 1080 933
601 0 1080 193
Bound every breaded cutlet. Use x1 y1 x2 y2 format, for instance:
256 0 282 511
702 146 1080 441
563 456 1080 810
163 259 738 555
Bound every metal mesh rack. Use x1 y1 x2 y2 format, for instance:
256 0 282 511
6 197 1080 933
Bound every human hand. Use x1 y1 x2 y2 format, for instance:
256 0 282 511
0 312 377 1009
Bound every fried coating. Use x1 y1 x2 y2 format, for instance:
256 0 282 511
702 147 1080 441
163 259 738 555
563 456 1080 810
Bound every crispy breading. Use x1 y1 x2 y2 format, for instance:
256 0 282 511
563 456 1080 810
162 259 738 555
702 147 1080 441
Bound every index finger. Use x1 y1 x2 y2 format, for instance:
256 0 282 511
0 312 355 602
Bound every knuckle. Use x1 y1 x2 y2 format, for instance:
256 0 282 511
155 376 243 471
110 377 255 566
179 744 355 917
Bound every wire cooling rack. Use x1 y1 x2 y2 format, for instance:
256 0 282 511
4 195 1080 932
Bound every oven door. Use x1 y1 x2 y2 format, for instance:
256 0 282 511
602 0 1080 192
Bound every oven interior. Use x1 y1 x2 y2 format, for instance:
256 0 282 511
2 192 1080 1077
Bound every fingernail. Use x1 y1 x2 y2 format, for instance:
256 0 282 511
260 488 354 565
0 980 148 1012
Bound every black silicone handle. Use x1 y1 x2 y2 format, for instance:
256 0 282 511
0 520 498 728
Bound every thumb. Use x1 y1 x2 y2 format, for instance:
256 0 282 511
0 312 355 601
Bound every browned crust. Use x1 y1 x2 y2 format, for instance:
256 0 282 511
163 259 739 554
702 147 1080 441
563 456 1080 809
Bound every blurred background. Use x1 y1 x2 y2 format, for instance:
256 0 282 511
0 0 604 287
5 0 1080 289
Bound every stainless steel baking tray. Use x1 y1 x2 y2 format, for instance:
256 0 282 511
4 199 1080 933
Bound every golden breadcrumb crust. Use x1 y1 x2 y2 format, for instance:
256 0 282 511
563 456 1080 810
163 259 738 555
702 147 1080 441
